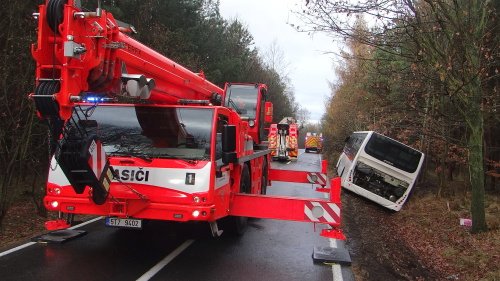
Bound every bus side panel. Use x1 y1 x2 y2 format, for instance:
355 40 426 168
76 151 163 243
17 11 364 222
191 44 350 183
336 153 350 180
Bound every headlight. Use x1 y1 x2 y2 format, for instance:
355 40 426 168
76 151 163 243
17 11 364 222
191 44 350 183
192 210 200 218
50 201 59 208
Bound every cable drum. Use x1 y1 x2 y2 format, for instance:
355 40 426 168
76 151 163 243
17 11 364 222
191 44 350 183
47 0 67 35
34 81 60 118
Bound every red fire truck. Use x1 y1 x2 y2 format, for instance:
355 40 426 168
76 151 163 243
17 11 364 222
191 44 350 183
268 117 299 161
30 0 344 239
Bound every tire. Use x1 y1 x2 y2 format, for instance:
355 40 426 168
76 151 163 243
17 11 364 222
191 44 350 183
228 164 250 235
261 159 268 195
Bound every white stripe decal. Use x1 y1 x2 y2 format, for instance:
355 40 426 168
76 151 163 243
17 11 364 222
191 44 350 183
49 159 213 194
111 163 212 193
312 201 335 223
48 156 70 186
329 203 341 217
91 141 98 176
304 205 318 222
101 147 106 177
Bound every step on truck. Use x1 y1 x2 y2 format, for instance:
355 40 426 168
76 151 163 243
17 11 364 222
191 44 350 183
29 0 344 241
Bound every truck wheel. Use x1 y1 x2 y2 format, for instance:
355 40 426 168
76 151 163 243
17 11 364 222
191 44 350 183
229 164 250 235
261 159 268 195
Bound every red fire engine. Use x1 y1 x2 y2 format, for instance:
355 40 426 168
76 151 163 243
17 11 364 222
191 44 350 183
30 0 344 240
268 117 299 161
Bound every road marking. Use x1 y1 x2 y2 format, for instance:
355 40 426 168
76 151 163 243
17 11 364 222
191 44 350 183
323 187 346 281
0 216 103 258
329 238 344 281
0 242 36 258
136 239 195 281
332 264 343 281
69 216 103 229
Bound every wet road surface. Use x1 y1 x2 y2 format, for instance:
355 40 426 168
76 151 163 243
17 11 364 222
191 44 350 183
0 150 350 281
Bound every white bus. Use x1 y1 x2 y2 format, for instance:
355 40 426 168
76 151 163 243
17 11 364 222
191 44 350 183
336 131 424 211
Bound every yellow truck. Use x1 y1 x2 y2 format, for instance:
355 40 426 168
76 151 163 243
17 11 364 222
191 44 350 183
305 132 323 153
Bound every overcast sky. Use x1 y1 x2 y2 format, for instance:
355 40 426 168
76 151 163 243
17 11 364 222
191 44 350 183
219 0 338 124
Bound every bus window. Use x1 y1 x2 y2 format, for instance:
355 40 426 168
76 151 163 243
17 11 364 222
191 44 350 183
344 132 367 160
364 133 422 173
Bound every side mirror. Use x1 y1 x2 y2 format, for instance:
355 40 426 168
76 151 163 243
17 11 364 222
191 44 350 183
264 102 273 123
222 125 237 164
344 136 350 143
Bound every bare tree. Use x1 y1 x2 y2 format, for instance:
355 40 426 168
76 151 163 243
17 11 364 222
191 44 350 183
297 0 498 233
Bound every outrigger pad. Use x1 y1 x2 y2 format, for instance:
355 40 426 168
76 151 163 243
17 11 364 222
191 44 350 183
32 229 87 244
312 246 352 265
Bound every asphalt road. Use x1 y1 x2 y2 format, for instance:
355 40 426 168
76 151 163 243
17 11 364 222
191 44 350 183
0 150 352 281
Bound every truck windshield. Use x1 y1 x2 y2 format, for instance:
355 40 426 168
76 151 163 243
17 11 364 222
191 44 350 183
225 84 258 119
78 105 213 160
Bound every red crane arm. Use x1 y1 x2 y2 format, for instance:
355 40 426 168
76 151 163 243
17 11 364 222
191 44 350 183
32 0 222 121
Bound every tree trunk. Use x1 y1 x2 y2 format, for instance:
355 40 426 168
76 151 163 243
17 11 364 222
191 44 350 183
468 95 487 233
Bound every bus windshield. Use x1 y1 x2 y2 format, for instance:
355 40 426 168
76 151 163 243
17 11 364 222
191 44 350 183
364 133 422 173
78 105 213 160
225 84 258 119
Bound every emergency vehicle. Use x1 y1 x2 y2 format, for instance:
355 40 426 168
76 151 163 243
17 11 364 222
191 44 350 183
30 0 344 240
268 117 299 161
305 132 323 153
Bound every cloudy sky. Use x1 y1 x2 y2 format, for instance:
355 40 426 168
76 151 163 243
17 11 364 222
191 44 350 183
219 0 338 124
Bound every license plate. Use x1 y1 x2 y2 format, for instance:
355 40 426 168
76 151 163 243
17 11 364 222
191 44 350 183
105 217 142 229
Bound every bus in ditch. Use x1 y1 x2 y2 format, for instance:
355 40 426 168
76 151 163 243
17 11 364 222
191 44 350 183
336 131 424 211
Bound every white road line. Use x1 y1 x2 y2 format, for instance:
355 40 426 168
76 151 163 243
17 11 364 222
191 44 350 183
330 237 344 281
0 242 36 258
136 239 195 281
69 216 103 229
332 264 343 281
0 216 103 258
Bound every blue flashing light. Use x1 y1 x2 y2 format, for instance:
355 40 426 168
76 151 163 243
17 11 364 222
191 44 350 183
85 96 107 103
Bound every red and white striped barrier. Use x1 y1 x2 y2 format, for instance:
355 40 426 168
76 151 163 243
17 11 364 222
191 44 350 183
304 201 341 224
307 172 327 185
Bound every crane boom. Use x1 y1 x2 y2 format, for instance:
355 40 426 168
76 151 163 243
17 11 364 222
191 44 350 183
32 0 222 122
31 0 224 205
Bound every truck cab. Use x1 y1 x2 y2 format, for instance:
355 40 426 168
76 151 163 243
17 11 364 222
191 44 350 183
45 102 267 229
